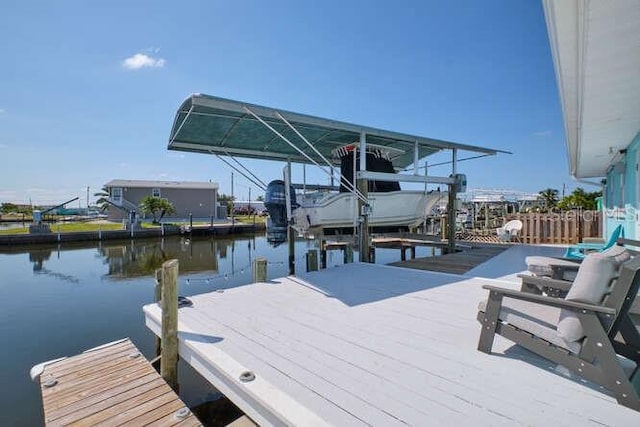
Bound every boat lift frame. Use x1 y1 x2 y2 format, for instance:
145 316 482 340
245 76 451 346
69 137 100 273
233 106 466 264
167 94 507 271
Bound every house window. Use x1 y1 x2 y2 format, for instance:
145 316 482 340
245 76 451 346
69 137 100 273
152 188 161 198
111 187 122 205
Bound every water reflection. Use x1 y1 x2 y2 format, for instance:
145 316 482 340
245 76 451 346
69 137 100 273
28 247 80 283
29 248 52 271
3 235 261 281
266 222 288 247
97 237 258 279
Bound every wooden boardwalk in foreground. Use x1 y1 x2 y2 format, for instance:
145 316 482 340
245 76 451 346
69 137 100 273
143 253 640 426
36 338 200 426
389 243 510 274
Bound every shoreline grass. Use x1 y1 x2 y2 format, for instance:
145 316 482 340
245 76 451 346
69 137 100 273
0 217 266 235
0 222 125 235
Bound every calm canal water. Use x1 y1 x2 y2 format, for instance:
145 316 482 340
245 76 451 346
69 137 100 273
0 233 436 426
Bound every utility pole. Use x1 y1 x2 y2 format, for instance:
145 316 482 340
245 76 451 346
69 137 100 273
87 186 90 208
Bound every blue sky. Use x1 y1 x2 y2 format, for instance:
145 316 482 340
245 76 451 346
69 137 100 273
1 0 575 206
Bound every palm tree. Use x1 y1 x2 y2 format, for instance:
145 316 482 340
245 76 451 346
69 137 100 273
139 196 176 224
538 188 559 212
93 186 110 212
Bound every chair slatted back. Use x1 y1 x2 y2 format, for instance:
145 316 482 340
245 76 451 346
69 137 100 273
602 256 640 337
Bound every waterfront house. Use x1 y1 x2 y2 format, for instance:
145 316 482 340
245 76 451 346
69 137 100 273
104 179 220 221
544 0 640 240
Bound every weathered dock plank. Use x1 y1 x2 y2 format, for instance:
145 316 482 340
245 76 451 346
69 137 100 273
35 338 200 426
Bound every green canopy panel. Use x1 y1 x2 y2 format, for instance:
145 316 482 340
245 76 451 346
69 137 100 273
168 94 506 169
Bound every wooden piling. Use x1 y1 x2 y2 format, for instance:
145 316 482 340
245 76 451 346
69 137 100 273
288 226 295 275
357 179 371 263
253 257 268 282
320 240 327 269
160 259 179 392
343 245 353 264
306 250 319 272
447 182 457 254
154 269 162 358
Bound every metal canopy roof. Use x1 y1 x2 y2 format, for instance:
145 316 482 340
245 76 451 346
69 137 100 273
543 0 640 178
168 94 505 169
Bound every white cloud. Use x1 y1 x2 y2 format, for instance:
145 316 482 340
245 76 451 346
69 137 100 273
0 144 7 149
0 109 5 113
119 162 129 167
122 53 166 70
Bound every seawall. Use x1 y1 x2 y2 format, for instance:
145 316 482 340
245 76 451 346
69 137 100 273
0 222 265 246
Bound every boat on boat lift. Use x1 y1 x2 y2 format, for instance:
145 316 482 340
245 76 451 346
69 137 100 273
264 143 447 237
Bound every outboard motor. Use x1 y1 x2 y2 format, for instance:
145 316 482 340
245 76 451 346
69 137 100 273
264 180 297 245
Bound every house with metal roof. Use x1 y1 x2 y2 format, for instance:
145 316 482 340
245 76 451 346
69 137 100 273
543 0 640 240
104 179 220 222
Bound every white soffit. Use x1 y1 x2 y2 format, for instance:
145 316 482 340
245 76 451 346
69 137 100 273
544 0 640 178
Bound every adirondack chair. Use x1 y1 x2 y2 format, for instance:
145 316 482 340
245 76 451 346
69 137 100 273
564 224 624 259
477 254 640 411
521 239 640 297
496 220 523 242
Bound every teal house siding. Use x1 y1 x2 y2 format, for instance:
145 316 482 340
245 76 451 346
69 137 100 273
603 133 640 240
543 2 640 244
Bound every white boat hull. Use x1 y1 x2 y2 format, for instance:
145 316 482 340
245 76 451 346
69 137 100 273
293 191 446 232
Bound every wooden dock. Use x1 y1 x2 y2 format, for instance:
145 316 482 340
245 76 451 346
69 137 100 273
33 338 201 426
390 243 510 274
143 250 640 425
322 233 473 264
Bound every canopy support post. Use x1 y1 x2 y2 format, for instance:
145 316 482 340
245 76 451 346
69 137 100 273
284 160 295 275
273 111 367 203
447 148 458 254
358 132 371 263
209 150 266 190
